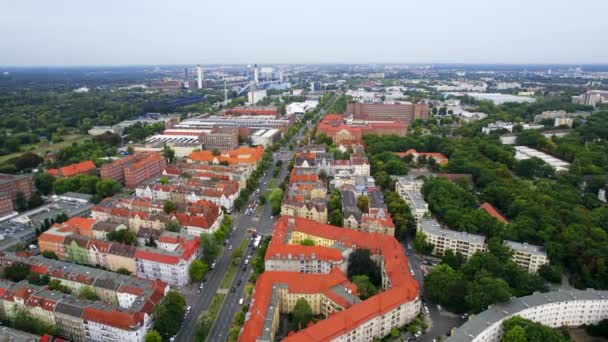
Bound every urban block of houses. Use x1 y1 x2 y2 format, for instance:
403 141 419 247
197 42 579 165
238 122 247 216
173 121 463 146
188 145 264 166
0 253 169 342
240 216 420 342
48 160 97 178
37 217 200 286
341 189 395 235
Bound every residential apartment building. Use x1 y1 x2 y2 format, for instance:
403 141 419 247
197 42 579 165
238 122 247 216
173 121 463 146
124 153 167 188
503 240 549 273
280 198 328 224
417 218 486 260
448 290 608 342
135 234 199 286
402 190 429 222
0 173 33 200
395 176 424 195
241 216 420 342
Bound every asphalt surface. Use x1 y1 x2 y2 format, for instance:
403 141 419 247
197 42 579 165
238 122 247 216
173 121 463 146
403 240 465 341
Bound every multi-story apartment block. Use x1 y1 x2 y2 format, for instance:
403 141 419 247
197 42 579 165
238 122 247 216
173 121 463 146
395 176 424 195
241 216 420 342
402 190 429 222
333 156 370 176
417 218 486 260
503 240 549 273
280 198 328 224
449 290 608 342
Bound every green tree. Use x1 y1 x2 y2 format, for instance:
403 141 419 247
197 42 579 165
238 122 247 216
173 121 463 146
33 173 56 195
466 275 511 313
159 177 169 185
116 268 132 275
189 259 208 282
165 220 181 232
163 146 176 163
153 291 186 339
347 249 381 287
291 298 313 331
48 279 71 294
351 275 377 300
357 195 369 213
502 325 527 342
79 286 100 300
107 229 137 245
96 178 122 198
200 233 220 265
163 200 177 214
413 231 434 254
42 251 58 259
14 191 28 211
145 330 163 342
4 262 30 282
300 238 315 246
27 191 44 209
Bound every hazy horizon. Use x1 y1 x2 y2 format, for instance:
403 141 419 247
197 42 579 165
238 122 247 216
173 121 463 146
2 0 608 66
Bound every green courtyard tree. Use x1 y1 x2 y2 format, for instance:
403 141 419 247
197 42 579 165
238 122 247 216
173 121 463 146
145 330 163 342
291 298 313 331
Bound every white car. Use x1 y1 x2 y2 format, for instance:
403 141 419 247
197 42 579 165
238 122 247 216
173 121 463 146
239 298 244 305
424 305 430 314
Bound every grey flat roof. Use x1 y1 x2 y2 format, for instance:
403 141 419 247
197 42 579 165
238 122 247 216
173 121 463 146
448 289 608 342
504 240 546 257
419 218 485 245
405 191 427 210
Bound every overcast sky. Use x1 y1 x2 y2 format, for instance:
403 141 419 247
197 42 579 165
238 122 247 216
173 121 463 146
2 0 607 66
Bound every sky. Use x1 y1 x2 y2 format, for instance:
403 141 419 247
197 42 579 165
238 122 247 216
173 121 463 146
2 0 608 66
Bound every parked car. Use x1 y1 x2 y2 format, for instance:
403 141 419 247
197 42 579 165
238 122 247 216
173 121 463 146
239 298 244 305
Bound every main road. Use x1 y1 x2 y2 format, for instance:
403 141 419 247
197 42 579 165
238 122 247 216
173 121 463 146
176 93 338 342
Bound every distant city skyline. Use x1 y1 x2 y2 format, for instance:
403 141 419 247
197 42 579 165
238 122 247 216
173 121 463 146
2 0 607 66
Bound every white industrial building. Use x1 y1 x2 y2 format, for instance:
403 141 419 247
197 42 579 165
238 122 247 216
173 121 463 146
250 129 281 147
514 146 570 172
286 101 319 115
248 89 267 104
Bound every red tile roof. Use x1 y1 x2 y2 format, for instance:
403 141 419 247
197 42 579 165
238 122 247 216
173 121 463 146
82 307 145 331
48 160 96 177
480 202 508 223
241 216 420 342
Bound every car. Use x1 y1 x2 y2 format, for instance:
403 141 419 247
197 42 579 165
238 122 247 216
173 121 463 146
211 262 216 269
237 279 242 286
414 331 422 338
228 245 233 250
231 287 235 293
187 306 191 311
461 313 469 319
410 269 415 276
239 298 244 305
199 283 204 289
437 304 442 311
424 305 429 314
197 288 201 294
170 337 175 342
245 259 249 265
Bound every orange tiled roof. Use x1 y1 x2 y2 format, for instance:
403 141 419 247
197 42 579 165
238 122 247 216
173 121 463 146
48 160 96 177
480 202 508 223
240 216 420 342
188 146 264 165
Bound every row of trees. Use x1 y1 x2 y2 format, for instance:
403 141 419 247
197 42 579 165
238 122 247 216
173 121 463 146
34 172 122 203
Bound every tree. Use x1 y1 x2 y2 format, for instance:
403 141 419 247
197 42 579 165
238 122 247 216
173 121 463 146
34 173 56 195
211 148 221 156
48 279 71 294
347 249 382 287
165 220 181 232
466 274 511 313
96 178 122 198
14 191 27 211
27 191 44 209
200 233 220 264
127 145 135 155
116 268 132 275
11 306 57 336
164 200 177 214
4 262 30 282
502 325 527 342
413 231 434 254
291 298 313 331
107 229 137 245
189 259 208 282
300 238 315 246
356 195 369 214
79 286 100 300
163 146 176 163
42 251 58 260
267 188 284 216
153 291 186 339
159 177 169 185
351 275 377 300
145 330 163 342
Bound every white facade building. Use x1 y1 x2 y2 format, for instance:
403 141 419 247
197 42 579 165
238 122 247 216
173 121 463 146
418 218 486 260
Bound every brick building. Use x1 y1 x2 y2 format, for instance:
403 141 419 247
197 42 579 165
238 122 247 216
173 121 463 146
346 102 429 123
124 153 166 188
47 160 97 178
0 174 33 216
101 153 166 188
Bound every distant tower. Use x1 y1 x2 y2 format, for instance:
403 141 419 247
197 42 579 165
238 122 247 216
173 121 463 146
184 67 189 80
224 77 228 105
196 65 203 89
253 64 259 85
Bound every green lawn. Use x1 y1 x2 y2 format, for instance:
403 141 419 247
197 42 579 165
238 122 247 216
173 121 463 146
220 262 239 289
0 134 89 164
